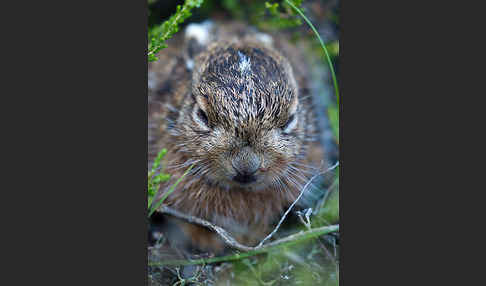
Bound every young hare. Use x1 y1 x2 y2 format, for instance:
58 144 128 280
148 21 330 252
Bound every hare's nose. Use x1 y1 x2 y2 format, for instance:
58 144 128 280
232 147 261 184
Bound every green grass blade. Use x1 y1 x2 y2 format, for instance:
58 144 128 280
284 0 339 106
148 164 194 217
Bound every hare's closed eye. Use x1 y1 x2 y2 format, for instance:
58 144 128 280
192 104 211 130
197 109 209 126
282 114 298 134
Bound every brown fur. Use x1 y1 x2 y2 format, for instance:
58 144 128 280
148 21 326 251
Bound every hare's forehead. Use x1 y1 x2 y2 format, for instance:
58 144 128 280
198 46 295 120
204 46 282 78
201 47 291 101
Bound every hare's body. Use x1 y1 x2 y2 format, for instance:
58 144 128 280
148 21 327 251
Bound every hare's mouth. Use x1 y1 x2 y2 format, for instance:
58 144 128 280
227 175 272 191
232 173 257 184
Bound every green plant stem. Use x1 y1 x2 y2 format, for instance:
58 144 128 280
148 224 339 266
148 9 186 57
284 0 339 106
148 164 194 217
148 0 203 61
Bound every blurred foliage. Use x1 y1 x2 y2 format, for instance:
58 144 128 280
316 176 339 225
219 238 338 286
328 104 339 141
326 41 339 57
147 0 304 34
219 0 304 31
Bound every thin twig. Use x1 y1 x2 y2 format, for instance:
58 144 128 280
160 206 254 251
159 206 338 253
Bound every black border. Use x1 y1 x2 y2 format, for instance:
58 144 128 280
8 0 149 284
9 0 471 284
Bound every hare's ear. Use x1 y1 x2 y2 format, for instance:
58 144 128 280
246 32 274 48
184 21 214 70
